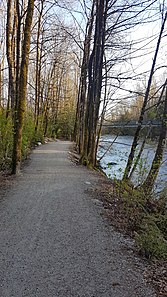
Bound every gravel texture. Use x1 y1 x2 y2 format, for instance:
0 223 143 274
0 140 156 297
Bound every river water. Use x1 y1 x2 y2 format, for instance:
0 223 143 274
98 134 167 193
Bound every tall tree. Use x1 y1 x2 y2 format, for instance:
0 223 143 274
6 0 17 117
12 0 35 174
34 0 45 132
81 0 108 167
74 1 95 154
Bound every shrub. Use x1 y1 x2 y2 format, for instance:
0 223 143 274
0 110 45 169
0 111 13 169
108 180 167 260
136 215 167 259
22 112 44 159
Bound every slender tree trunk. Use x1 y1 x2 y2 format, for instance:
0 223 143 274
35 0 44 131
95 54 108 160
123 12 167 180
0 62 2 108
74 3 95 154
15 0 21 113
141 86 167 193
6 0 16 117
43 60 57 136
129 126 152 179
12 0 35 174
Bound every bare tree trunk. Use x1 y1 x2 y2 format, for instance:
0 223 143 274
128 126 152 179
15 0 21 114
0 62 2 108
123 12 167 180
43 60 57 137
129 80 167 179
82 0 108 167
12 0 35 174
6 0 16 117
35 0 44 131
74 2 95 154
95 54 108 160
141 86 167 193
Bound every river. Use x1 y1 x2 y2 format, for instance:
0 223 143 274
98 135 167 193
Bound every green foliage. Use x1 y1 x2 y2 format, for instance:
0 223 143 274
147 109 157 120
43 98 76 140
57 111 75 139
0 110 45 170
22 112 44 159
135 155 149 183
110 180 167 260
0 110 13 169
136 215 167 259
56 99 76 140
154 215 167 240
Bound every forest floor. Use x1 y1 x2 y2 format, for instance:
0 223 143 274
0 140 162 297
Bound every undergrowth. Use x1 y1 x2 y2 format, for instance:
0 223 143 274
0 110 13 170
102 180 167 260
0 110 44 171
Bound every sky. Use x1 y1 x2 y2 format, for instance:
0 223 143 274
104 7 167 117
128 20 167 82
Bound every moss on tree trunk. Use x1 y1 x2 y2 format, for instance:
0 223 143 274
12 0 35 174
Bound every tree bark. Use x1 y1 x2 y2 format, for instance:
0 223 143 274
74 2 95 154
6 0 16 117
12 0 35 174
141 85 167 193
82 0 108 167
0 62 2 108
15 0 21 114
35 0 44 132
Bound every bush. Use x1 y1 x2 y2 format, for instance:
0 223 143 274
0 110 13 170
22 112 44 159
0 110 45 169
136 215 167 259
107 180 167 260
154 215 167 240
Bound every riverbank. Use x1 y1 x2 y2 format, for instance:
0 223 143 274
71 143 167 296
90 177 167 296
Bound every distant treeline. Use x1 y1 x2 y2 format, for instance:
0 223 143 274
102 123 161 139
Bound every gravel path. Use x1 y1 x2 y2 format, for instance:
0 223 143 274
0 140 156 297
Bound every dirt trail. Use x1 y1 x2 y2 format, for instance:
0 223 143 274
0 140 156 297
